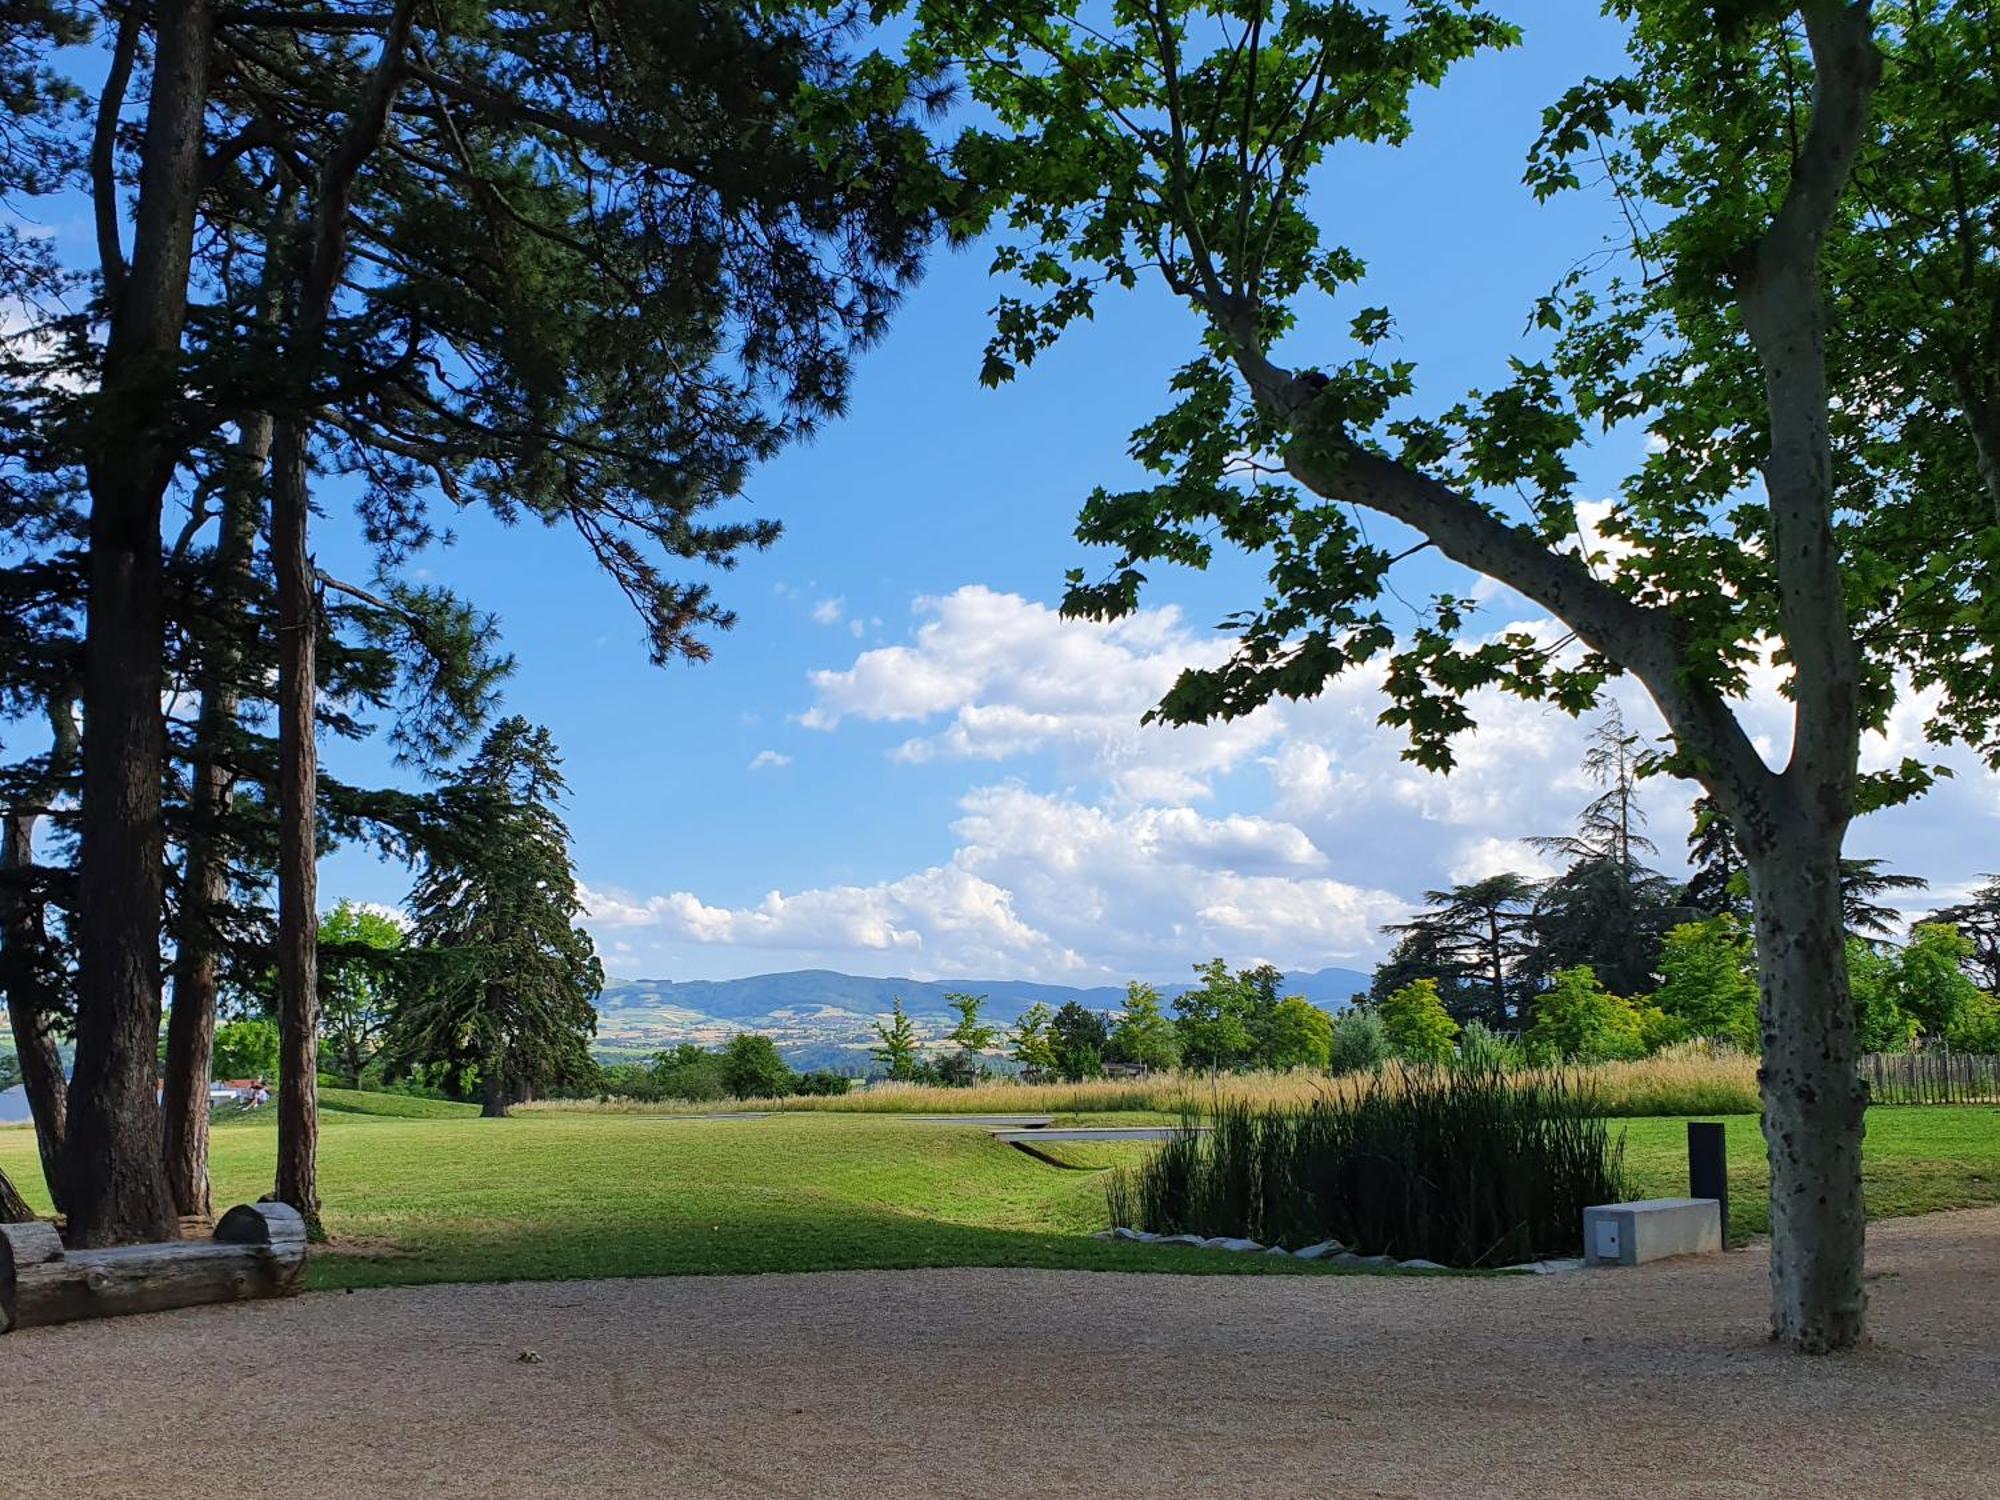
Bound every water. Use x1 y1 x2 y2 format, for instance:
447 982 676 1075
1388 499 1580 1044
0 1084 32 1125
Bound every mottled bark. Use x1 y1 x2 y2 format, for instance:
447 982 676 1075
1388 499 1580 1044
162 414 271 1220
1746 824 1867 1352
480 1055 509 1118
68 0 216 1246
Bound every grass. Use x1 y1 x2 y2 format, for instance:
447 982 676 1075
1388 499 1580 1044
2 1100 1995 1290
1619 1108 2000 1243
530 1047 1763 1121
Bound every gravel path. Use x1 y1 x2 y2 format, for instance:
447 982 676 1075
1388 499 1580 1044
3 1208 1996 1499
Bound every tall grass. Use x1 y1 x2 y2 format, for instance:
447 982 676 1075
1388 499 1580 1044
528 1046 1761 1120
1106 1069 1628 1267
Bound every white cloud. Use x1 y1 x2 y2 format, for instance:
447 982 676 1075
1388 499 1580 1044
593 584 2000 981
810 596 845 626
748 750 792 771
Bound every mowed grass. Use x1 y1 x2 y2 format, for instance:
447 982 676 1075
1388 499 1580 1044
3 1104 1996 1289
1622 1109 2000 1242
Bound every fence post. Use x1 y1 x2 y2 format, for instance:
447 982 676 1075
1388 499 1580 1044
1688 1121 1729 1248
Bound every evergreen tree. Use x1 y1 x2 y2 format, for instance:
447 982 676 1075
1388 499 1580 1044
1527 709 1684 996
1839 859 1929 941
870 998 923 1081
1381 873 1540 1026
383 719 602 1120
1925 877 2000 991
1685 796 1751 919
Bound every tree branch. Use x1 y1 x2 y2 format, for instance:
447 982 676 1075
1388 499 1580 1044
90 6 143 307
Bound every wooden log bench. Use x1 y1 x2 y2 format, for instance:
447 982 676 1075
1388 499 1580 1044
0 1203 308 1334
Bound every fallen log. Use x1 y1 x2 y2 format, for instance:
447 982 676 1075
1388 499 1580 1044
1 1202 307 1333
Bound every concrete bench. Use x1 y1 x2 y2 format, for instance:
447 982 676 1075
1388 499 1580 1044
1582 1197 1722 1266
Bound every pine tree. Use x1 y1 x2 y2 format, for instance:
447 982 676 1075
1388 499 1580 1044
1380 874 1540 1026
1925 877 2000 991
382 719 602 1120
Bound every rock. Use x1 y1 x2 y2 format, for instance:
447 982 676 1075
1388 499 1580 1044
1112 1226 1156 1243
1398 1258 1447 1271
1292 1240 1346 1261
1157 1234 1209 1248
1207 1237 1263 1253
1328 1251 1363 1266
1264 1246 1293 1257
1349 1254 1397 1269
1527 1257 1586 1275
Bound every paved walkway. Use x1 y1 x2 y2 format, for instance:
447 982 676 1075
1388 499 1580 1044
3 1209 1996 1499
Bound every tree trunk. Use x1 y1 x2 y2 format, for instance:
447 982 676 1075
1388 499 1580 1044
272 421 321 1232
162 415 270 1221
481 1052 509 1118
1746 823 1868 1354
1 701 74 1213
67 0 215 1249
0 1166 33 1223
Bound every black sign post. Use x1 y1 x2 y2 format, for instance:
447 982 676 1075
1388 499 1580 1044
1688 1121 1729 1247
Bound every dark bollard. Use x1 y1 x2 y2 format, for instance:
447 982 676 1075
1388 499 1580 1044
1688 1121 1729 1247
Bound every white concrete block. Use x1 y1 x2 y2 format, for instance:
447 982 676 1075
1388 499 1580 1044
1582 1197 1722 1266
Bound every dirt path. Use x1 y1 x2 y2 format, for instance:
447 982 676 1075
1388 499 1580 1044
3 1209 1996 1499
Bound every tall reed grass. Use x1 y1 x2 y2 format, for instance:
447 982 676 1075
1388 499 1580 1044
527 1044 1761 1120
1105 1069 1628 1267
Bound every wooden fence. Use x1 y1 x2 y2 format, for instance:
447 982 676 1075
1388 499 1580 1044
1861 1051 2000 1106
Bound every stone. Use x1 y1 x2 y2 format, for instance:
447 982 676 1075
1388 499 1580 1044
1207 1237 1263 1253
1582 1198 1722 1267
1292 1240 1346 1261
1398 1258 1447 1271
1157 1234 1209 1248
1349 1254 1397 1269
1112 1226 1156 1243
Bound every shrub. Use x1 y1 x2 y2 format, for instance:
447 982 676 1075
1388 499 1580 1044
1106 1069 1626 1267
1108 982 1181 1071
1327 1009 1388 1075
1456 1020 1523 1072
1264 996 1334 1070
931 1051 984 1088
1378 979 1460 1063
1652 917 1759 1051
791 1069 853 1097
1526 968 1645 1063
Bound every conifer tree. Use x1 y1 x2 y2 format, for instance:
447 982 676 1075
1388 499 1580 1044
382 718 602 1119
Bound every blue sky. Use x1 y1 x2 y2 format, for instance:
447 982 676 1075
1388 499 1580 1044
33 7 1997 986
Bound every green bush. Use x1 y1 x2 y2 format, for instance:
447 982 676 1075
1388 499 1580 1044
1455 1020 1524 1072
1327 1009 1388 1074
1378 979 1460 1063
791 1069 853 1097
1525 968 1646 1064
212 1017 280 1080
1107 1068 1626 1267
719 1034 796 1100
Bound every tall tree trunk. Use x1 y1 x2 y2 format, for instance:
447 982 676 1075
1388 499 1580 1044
0 696 78 1214
3 814 72 1215
272 421 321 1231
0 1166 32 1223
67 0 215 1248
162 414 270 1220
480 1052 509 1119
1746 821 1867 1353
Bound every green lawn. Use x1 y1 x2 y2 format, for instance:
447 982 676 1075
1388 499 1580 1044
1619 1108 2000 1242
3 1105 1995 1288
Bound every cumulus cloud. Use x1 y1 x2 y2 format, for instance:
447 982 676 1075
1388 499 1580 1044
591 585 2000 980
748 749 792 771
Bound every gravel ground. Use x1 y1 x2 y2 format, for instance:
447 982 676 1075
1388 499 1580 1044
3 1208 1996 1500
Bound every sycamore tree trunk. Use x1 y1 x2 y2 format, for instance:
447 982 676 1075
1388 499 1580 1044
1745 819 1867 1353
272 421 321 1231
162 414 270 1221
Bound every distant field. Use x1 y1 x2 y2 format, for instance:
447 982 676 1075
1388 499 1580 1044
3 1104 1995 1289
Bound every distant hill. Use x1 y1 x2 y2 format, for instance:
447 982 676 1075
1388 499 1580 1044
600 965 1372 1025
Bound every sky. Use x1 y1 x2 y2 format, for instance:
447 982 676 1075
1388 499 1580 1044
39 7 2000 988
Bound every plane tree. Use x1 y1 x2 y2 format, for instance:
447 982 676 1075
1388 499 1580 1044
910 0 2000 1350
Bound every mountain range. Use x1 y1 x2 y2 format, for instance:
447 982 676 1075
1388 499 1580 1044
600 964 1372 1024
